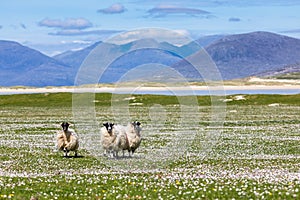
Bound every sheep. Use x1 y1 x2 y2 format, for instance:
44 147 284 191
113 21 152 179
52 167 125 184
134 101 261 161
100 121 141 158
57 122 79 157
125 121 142 157
113 124 130 158
100 122 117 157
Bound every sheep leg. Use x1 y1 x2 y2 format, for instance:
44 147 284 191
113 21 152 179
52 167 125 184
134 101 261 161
64 149 68 157
108 150 112 158
74 151 78 157
128 150 131 157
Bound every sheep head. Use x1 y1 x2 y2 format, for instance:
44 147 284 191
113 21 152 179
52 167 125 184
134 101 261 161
131 121 141 132
61 122 70 132
132 121 141 127
103 122 114 134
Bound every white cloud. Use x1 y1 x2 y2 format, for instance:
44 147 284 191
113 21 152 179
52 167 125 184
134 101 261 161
107 28 192 46
72 40 92 44
147 4 211 17
49 29 121 36
228 17 241 22
281 29 300 33
38 18 92 30
71 47 85 51
97 3 126 14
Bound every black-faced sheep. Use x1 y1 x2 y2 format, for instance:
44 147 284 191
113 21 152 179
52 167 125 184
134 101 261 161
125 121 142 156
57 122 79 157
100 122 117 157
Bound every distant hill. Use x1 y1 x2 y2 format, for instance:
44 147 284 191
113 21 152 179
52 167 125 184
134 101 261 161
256 62 300 78
55 39 184 83
205 31 300 79
53 42 102 68
0 31 299 86
55 31 300 82
53 34 224 68
0 40 58 70
0 40 74 87
53 35 225 83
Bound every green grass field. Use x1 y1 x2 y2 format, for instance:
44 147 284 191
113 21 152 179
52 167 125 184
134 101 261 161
0 93 300 199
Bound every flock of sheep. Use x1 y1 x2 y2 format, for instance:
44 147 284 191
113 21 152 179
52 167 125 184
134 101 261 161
56 121 142 158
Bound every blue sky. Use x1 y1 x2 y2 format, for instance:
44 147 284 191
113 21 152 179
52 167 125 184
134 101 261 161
1 0 300 55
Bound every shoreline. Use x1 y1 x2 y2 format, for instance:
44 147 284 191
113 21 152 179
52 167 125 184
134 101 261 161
0 85 299 95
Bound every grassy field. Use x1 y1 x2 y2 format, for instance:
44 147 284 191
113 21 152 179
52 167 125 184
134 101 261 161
0 93 300 199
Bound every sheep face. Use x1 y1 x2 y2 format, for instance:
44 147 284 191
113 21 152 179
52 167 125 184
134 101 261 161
103 122 114 135
131 121 141 133
61 122 70 132
132 121 141 127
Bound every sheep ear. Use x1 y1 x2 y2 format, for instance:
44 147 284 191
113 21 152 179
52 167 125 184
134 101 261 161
112 123 114 126
137 122 141 126
103 123 107 126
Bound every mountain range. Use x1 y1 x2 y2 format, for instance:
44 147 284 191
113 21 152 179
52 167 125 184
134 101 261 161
0 31 300 87
0 40 74 86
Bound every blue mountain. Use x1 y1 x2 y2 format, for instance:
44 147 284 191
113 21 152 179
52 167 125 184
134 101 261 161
0 31 299 86
0 40 74 86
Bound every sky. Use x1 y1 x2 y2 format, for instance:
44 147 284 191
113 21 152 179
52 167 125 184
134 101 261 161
1 0 300 56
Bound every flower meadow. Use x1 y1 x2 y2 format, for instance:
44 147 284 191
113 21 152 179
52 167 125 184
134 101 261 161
0 93 299 199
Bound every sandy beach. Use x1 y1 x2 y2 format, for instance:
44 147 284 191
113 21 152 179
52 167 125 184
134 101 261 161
0 84 299 95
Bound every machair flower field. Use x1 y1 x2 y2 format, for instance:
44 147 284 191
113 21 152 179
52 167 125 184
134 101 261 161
0 93 299 199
